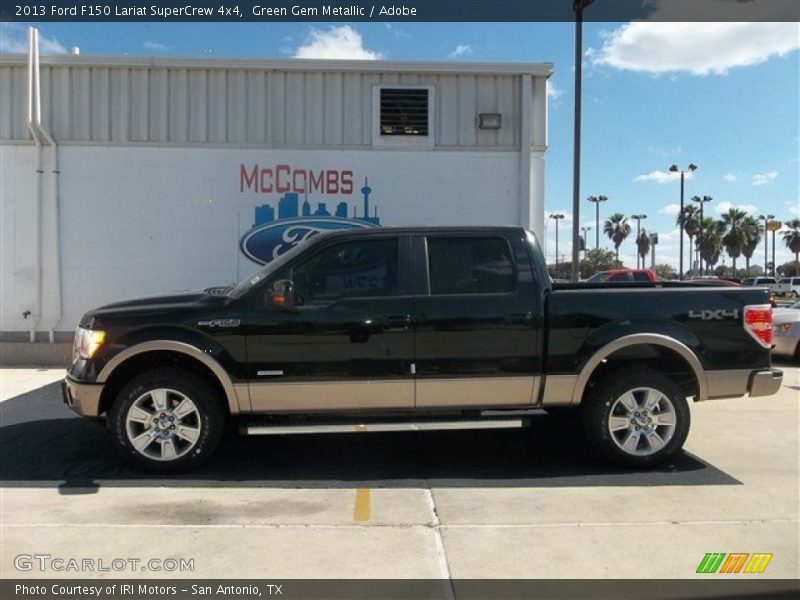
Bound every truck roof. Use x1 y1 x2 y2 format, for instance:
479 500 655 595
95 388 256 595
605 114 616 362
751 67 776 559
316 225 528 238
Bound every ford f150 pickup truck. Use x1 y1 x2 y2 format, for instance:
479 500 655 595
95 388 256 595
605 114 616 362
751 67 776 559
63 226 783 472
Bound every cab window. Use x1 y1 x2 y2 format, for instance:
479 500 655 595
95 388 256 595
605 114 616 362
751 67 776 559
280 238 399 304
427 236 515 295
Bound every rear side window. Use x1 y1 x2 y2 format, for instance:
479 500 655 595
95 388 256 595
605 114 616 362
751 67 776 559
610 272 632 282
632 271 651 282
427 237 515 295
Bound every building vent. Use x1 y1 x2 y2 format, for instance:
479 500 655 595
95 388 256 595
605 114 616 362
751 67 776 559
379 88 430 136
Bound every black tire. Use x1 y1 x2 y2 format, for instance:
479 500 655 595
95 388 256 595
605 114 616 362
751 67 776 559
108 367 226 473
582 367 690 469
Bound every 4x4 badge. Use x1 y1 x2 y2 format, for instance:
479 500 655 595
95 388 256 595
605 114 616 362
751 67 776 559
689 309 739 320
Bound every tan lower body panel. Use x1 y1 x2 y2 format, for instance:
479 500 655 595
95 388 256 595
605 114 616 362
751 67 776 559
540 374 580 406
249 380 414 412
414 376 539 408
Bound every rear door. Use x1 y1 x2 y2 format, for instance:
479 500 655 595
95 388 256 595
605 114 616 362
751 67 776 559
411 230 541 408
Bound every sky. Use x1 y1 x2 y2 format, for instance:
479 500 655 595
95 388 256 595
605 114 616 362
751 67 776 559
1 20 799 269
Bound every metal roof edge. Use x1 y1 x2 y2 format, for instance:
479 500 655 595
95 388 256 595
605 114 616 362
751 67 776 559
0 53 554 76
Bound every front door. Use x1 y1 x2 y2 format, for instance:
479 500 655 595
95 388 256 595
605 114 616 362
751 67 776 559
412 231 542 408
244 234 415 412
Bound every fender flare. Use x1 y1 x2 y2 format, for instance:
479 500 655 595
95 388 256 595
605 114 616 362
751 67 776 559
97 340 245 414
572 333 707 404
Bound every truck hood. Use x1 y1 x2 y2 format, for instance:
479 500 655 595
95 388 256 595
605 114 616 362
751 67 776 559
80 288 229 326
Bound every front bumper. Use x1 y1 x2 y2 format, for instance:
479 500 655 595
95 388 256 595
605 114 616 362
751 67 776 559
748 369 783 397
62 376 103 417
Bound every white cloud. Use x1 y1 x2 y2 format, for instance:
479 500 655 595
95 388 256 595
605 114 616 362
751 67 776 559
293 26 381 60
634 170 694 184
143 41 171 51
589 21 800 76
715 201 759 215
659 204 681 216
723 173 739 182
752 171 778 186
0 23 66 54
547 81 564 101
448 44 472 58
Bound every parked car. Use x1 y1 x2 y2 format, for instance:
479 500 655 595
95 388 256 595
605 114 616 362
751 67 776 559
774 277 800 298
773 300 800 362
63 226 782 473
585 268 657 283
742 276 780 293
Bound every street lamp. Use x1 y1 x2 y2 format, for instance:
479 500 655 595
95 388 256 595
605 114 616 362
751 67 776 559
587 195 607 250
549 213 566 267
692 195 712 274
570 0 595 283
759 214 775 275
631 214 647 268
669 163 698 279
580 225 592 254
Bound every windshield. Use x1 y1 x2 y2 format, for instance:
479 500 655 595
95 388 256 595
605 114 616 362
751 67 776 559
228 240 312 298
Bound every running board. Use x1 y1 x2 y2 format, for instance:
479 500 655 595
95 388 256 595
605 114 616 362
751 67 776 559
242 418 526 436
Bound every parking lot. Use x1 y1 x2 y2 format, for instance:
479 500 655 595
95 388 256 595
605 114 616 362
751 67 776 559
1 365 798 579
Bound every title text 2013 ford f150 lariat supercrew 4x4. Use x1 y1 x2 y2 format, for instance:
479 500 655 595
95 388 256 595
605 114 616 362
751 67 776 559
63 227 782 472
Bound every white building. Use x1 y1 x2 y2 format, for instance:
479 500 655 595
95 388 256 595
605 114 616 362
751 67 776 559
0 37 551 344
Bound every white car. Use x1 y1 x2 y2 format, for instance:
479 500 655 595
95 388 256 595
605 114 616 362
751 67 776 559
773 300 800 362
774 277 800 298
742 276 780 294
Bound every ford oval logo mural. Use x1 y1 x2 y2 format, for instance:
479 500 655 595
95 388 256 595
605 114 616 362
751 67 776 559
241 217 376 265
239 176 380 265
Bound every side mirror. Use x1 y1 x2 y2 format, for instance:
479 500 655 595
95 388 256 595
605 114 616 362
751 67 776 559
269 279 297 309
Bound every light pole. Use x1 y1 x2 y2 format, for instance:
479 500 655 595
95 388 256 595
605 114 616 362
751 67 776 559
580 225 592 255
692 195 712 274
759 214 774 274
571 0 595 283
669 163 697 279
587 195 607 250
631 214 647 268
550 213 565 267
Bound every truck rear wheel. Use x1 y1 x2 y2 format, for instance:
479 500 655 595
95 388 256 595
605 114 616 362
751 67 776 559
108 367 225 473
582 368 690 468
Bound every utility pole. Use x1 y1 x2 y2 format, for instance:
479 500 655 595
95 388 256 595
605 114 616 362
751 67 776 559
587 195 607 250
550 213 565 267
692 195 712 274
571 0 595 283
669 164 697 279
759 214 774 275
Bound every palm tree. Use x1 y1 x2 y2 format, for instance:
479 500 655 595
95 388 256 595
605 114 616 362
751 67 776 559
697 217 724 271
636 229 651 268
721 208 748 275
677 205 700 273
740 216 762 276
603 213 631 264
782 218 800 272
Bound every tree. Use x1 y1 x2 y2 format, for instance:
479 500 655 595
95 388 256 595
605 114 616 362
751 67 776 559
696 217 724 271
677 205 700 273
782 218 800 271
603 213 631 263
740 216 762 276
653 263 676 280
721 207 748 275
636 229 651 268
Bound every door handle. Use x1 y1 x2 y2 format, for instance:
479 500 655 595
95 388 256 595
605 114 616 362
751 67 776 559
505 311 533 325
383 314 414 329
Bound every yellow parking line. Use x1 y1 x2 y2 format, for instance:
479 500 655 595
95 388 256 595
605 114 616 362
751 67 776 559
353 424 371 522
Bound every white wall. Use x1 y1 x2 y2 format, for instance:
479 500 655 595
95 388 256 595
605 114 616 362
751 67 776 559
1 145 523 333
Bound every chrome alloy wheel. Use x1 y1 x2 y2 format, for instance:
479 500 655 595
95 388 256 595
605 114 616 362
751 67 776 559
607 387 677 457
125 388 202 461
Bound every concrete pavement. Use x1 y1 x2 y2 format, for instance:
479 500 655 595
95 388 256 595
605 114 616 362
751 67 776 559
1 365 797 579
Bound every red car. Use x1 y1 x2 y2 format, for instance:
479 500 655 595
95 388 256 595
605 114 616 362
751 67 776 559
585 269 658 283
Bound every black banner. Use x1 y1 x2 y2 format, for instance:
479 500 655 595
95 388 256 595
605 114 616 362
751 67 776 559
1 0 799 23
2 579 800 600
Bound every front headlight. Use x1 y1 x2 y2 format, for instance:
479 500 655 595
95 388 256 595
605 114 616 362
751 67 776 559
73 327 106 362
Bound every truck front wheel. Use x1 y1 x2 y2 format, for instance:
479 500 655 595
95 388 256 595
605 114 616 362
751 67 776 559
108 368 225 473
582 368 690 468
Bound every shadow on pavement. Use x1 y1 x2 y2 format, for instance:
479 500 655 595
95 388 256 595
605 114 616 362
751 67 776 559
0 380 741 490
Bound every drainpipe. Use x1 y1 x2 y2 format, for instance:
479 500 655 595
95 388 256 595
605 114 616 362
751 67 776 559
32 30 63 343
25 27 44 343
